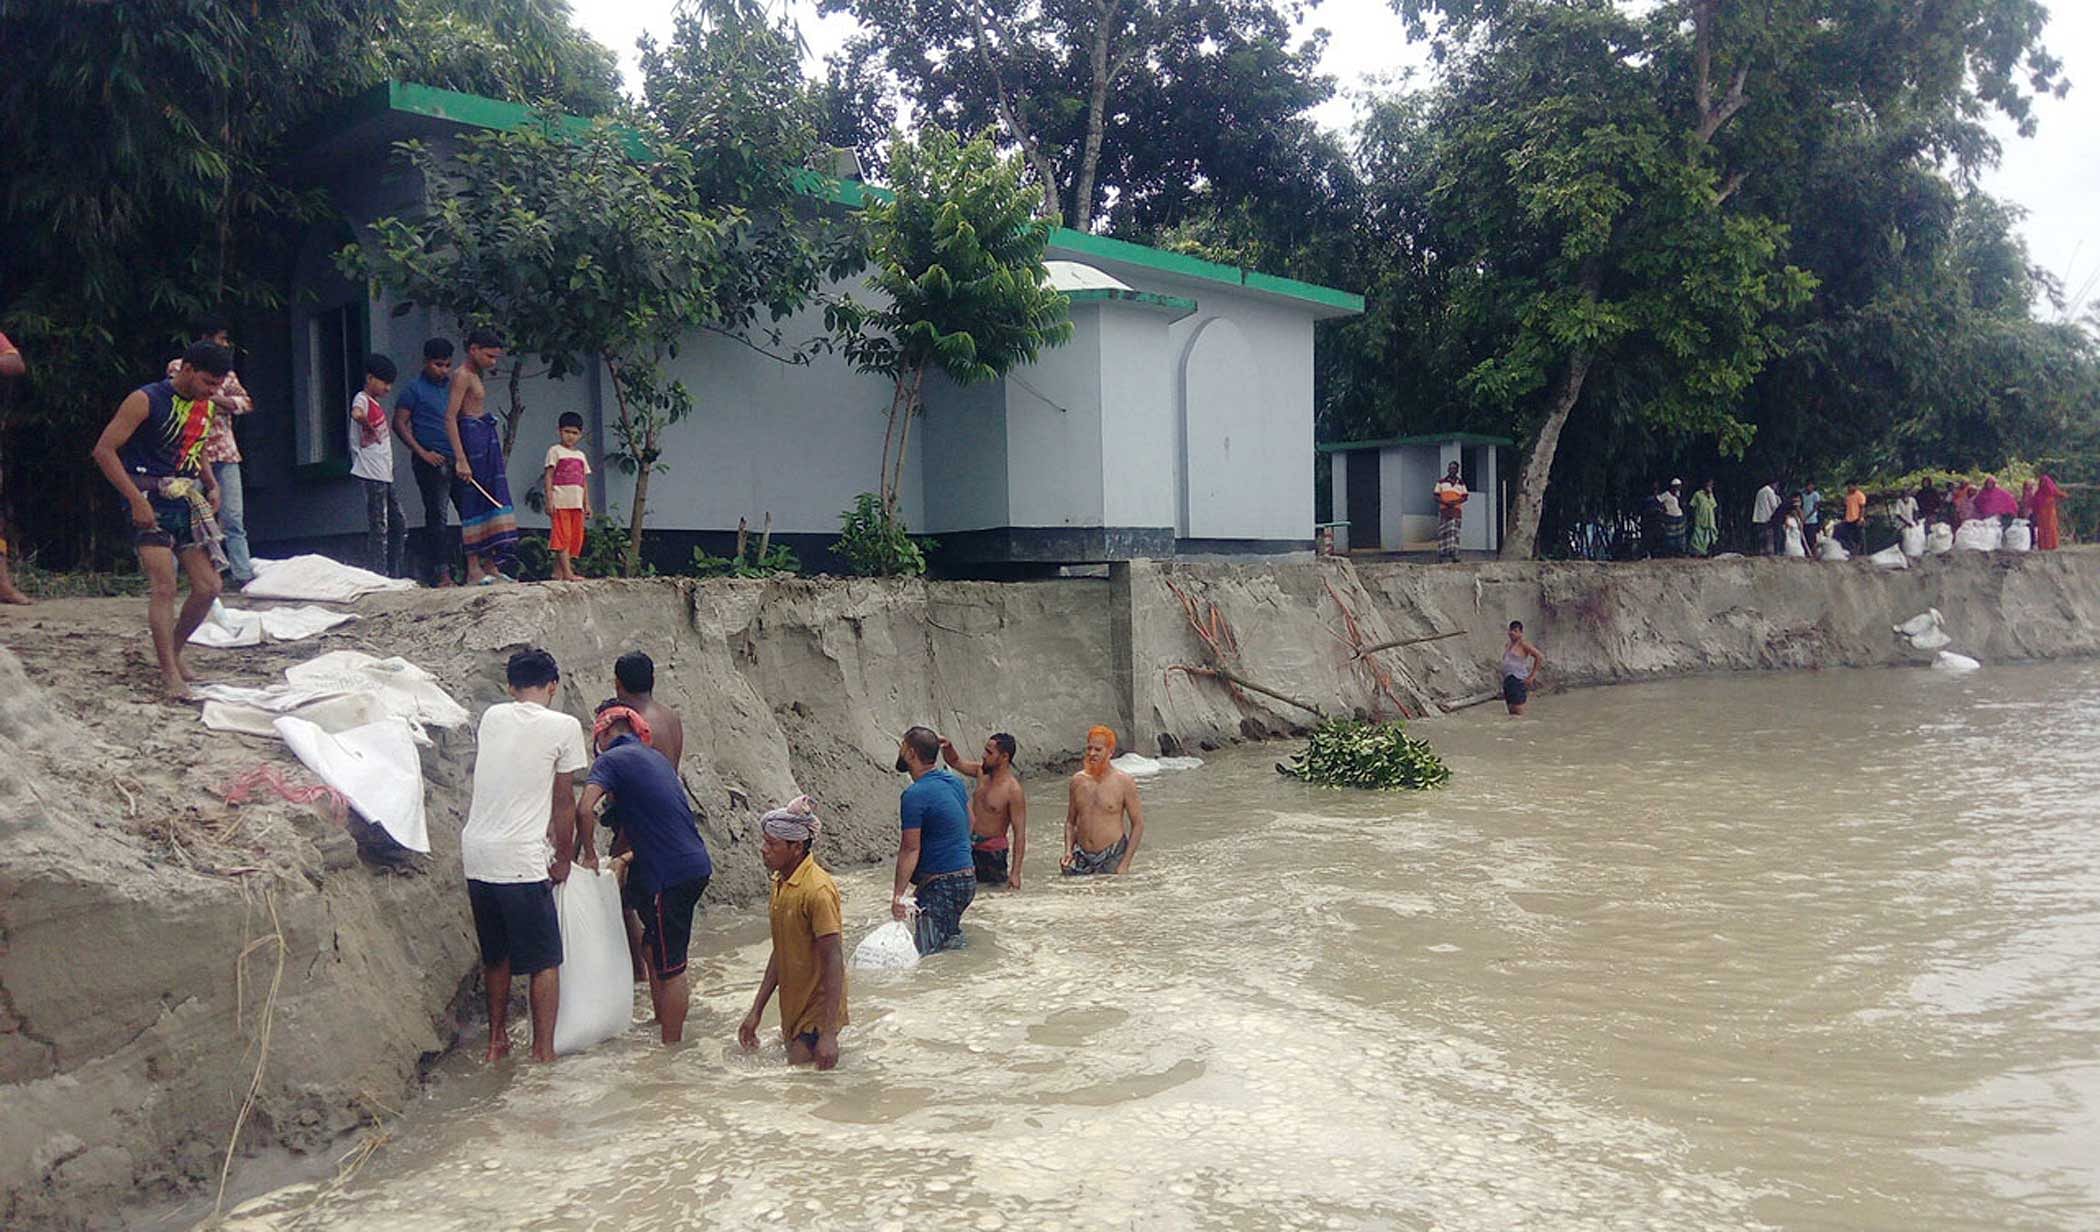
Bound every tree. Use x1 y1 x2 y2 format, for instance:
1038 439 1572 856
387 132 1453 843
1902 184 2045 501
384 0 623 117
836 127 1073 543
1380 0 2066 558
819 0 1331 231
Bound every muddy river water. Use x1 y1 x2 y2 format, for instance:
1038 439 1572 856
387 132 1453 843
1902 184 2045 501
226 662 2100 1231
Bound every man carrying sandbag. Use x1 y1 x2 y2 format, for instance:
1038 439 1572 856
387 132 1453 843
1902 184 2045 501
575 701 713 1045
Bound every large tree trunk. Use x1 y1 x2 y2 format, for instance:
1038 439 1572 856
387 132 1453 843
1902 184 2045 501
1499 348 1596 561
1071 0 1119 229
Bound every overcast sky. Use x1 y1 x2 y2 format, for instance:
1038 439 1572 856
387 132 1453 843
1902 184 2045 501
575 0 2099 320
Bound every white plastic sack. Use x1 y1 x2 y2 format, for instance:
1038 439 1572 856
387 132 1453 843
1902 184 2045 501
1111 752 1206 778
195 683 389 738
1932 650 1981 674
851 920 921 971
1867 544 1909 570
284 651 469 732
1783 525 1807 558
1894 609 1942 637
243 555 415 603
189 600 358 648
1955 519 2002 552
1900 524 1926 557
551 867 633 1055
2004 518 2032 552
1818 535 1851 561
273 715 429 852
1909 627 1953 652
1927 523 1955 554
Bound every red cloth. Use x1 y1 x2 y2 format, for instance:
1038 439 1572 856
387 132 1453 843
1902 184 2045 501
1973 483 2018 519
592 704 652 746
549 507 585 555
2033 477 2064 550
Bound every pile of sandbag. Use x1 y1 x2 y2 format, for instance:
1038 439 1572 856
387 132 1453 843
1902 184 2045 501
1895 609 1951 652
1955 519 2003 552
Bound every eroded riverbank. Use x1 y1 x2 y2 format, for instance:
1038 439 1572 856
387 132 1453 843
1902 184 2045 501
4 550 2099 1226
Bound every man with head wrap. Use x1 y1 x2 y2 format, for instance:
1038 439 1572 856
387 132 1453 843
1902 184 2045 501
1063 725 1145 875
575 702 712 1044
892 725 977 953
740 797 847 1069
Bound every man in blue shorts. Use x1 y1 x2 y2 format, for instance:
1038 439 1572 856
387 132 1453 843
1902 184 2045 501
891 725 975 954
576 700 713 1044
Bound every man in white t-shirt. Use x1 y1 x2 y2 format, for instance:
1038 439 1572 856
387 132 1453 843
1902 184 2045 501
349 354 405 577
463 647 588 1062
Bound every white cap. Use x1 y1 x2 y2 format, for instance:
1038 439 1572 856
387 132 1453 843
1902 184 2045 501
1669 477 1682 486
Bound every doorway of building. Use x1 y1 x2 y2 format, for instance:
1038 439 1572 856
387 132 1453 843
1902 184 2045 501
1346 450 1380 549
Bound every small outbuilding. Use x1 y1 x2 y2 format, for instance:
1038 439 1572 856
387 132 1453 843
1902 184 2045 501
1319 433 1512 555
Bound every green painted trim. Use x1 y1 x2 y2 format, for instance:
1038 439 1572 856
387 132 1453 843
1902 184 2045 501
326 82 1366 316
1048 230 1365 314
1064 288 1199 315
1317 432 1515 452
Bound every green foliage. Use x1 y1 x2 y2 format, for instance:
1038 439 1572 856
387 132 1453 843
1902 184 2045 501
691 543 802 578
1279 719 1453 791
819 0 1331 230
835 127 1072 513
833 493 932 577
386 0 622 116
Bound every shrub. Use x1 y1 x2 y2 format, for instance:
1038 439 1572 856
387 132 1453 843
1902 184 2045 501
691 542 801 578
1278 718 1453 790
833 492 932 577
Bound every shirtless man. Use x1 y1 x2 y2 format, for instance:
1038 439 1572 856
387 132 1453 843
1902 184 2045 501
939 732 1028 890
442 327 514 584
1063 725 1144 876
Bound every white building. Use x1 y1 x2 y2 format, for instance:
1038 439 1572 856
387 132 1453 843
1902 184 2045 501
1320 433 1511 555
239 82 1364 572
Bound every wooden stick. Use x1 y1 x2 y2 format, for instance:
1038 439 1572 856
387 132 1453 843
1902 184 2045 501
1439 690 1501 712
757 512 772 563
1351 628 1468 658
1168 664 1326 718
735 516 749 565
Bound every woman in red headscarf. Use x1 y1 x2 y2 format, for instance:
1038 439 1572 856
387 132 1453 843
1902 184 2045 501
2031 473 2065 550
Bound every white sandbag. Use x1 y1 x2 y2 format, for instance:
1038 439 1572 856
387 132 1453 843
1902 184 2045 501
243 554 415 603
851 920 921 971
1927 523 1955 554
1782 524 1807 558
1867 544 1909 570
1111 752 1206 778
1932 650 1981 674
2003 518 2032 552
551 867 634 1055
1908 627 1952 652
284 650 469 731
1954 519 2002 552
196 683 389 737
272 715 429 852
189 601 358 648
1900 524 1926 557
1818 535 1851 561
1894 609 1942 637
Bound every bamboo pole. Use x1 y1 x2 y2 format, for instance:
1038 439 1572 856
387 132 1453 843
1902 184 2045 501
1351 628 1468 658
1168 665 1326 718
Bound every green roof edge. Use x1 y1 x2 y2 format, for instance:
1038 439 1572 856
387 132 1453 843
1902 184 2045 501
1064 288 1199 315
345 82 1364 317
1317 432 1515 452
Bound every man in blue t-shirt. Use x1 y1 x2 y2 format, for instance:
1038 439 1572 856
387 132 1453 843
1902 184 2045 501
577 702 713 1044
892 725 975 955
390 337 460 586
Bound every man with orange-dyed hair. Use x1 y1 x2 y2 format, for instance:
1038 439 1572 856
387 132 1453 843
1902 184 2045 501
1062 725 1145 875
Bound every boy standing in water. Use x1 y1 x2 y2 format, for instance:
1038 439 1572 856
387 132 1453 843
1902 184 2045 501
461 648 586 1062
542 411 592 580
740 798 847 1069
1501 621 1545 716
1063 725 1144 875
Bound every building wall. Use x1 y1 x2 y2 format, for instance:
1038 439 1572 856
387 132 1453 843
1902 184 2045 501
1329 452 1350 551
1097 303 1176 533
1165 297 1316 548
1001 310 1105 531
920 370 1011 533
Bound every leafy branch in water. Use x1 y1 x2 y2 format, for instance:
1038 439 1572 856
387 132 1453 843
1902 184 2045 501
1278 719 1452 791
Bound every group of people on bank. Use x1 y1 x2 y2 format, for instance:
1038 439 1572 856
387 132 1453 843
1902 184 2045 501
460 647 1148 1068
1745 473 2066 559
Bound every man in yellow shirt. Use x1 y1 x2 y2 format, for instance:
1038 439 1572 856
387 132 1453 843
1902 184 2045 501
739 797 848 1069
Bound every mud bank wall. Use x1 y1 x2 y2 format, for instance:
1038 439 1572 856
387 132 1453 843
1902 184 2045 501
7 550 2100 1227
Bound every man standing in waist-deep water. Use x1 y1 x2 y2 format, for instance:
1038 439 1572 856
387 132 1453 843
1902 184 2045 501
940 731 1029 890
740 796 847 1069
1063 725 1145 875
1501 620 1546 717
892 725 976 953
